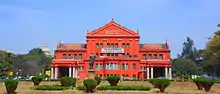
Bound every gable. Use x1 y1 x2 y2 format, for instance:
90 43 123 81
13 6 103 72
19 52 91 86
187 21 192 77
87 20 138 36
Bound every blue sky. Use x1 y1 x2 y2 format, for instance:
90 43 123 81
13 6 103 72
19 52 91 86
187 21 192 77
0 0 220 58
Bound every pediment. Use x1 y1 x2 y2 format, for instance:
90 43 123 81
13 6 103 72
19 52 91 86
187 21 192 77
87 20 138 36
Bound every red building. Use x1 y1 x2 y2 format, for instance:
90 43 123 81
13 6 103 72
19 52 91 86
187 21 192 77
51 19 172 80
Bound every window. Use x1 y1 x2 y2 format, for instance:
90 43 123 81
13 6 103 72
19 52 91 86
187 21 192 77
100 43 103 48
148 54 152 59
159 54 163 60
111 53 114 57
111 43 114 48
96 43 99 48
107 54 110 56
107 43 110 48
79 54 82 60
142 54 146 60
132 64 136 70
126 53 130 57
96 53 99 57
126 43 130 48
141 66 143 70
96 64 102 70
122 53 125 57
115 53 118 57
74 54 77 60
100 53 103 56
62 54 67 59
122 43 125 48
78 66 84 70
154 54 157 59
68 54 71 59
115 43 118 48
133 54 138 58
122 64 125 70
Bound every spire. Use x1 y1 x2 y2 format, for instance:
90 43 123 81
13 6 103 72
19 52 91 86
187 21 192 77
137 29 139 34
165 39 170 49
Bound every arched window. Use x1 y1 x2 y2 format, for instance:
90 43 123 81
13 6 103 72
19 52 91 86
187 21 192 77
62 54 67 59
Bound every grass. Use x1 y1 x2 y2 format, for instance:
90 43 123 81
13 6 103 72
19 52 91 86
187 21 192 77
0 80 220 94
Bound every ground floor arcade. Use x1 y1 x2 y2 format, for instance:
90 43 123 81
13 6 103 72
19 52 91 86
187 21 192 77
50 66 172 80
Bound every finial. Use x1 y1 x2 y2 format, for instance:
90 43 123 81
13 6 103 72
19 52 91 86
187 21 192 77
111 18 114 21
137 29 139 33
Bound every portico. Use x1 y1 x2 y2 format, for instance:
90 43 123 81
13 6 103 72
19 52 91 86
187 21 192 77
146 67 172 79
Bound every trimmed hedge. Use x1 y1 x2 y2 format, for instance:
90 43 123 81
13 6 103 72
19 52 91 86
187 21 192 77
106 75 120 86
34 85 69 90
60 77 77 87
94 76 102 85
83 79 97 93
32 75 45 86
197 78 214 92
4 79 19 94
97 85 150 91
193 78 203 90
149 78 170 92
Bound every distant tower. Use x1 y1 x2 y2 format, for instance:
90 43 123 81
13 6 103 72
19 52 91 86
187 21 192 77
42 43 51 56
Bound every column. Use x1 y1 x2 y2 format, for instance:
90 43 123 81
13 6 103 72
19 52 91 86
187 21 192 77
165 67 168 78
151 67 153 79
69 67 72 77
169 67 172 79
55 67 58 79
75 67 78 78
72 67 76 78
51 67 54 79
147 67 150 79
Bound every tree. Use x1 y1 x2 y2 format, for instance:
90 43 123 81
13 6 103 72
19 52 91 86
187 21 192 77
172 58 198 75
203 24 220 76
0 51 12 76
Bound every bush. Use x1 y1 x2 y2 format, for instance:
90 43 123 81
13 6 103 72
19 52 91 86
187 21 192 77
32 75 45 86
34 85 69 90
106 75 120 86
97 85 150 91
198 78 214 92
83 79 97 93
148 79 157 88
60 77 77 87
149 78 170 92
193 78 203 90
94 76 102 85
4 79 19 94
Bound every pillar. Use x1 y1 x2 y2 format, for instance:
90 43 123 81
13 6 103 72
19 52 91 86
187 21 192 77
75 67 78 78
151 67 153 79
55 67 58 79
165 67 168 78
69 67 72 77
72 67 76 78
169 67 172 79
147 67 150 79
51 67 54 79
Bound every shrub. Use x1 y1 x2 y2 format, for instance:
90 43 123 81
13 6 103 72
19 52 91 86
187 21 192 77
60 77 77 87
83 79 97 93
106 75 120 86
199 78 214 92
149 78 170 92
94 76 102 85
148 79 157 88
97 85 150 91
32 75 45 86
193 78 203 90
34 85 69 90
4 79 19 94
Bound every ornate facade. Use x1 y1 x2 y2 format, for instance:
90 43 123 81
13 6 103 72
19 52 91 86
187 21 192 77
51 20 171 80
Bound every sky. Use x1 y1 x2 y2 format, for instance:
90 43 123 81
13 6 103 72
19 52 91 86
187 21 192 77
0 0 220 58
